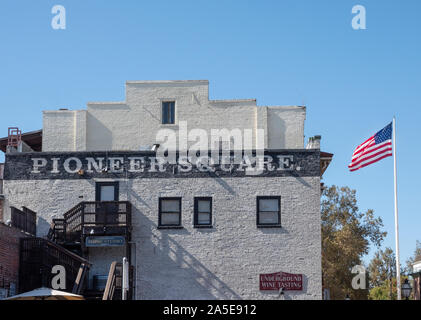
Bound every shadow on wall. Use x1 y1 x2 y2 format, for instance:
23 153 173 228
86 113 113 151
213 176 236 195
268 112 287 149
37 216 52 238
126 180 152 209
292 174 313 189
133 207 242 300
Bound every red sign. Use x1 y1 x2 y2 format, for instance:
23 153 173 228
259 271 303 291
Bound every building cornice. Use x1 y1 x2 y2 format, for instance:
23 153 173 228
126 80 209 85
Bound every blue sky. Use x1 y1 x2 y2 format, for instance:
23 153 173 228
0 0 420 266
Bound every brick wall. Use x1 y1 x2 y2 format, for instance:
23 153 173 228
0 223 28 298
0 163 3 222
42 80 306 152
3 174 322 300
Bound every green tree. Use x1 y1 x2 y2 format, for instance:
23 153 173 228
322 185 386 300
368 247 396 288
368 276 410 300
369 282 392 300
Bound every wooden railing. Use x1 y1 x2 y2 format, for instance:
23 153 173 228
72 262 90 295
11 206 36 236
19 237 91 293
47 201 132 244
102 262 122 300
63 202 84 243
63 201 132 244
102 262 134 300
47 218 65 243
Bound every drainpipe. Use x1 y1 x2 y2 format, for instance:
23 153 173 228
122 257 129 300
128 241 137 299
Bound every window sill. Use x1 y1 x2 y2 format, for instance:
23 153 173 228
257 224 282 228
194 225 213 229
158 226 184 230
159 124 178 128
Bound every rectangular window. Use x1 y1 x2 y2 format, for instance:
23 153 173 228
159 197 182 227
194 197 212 228
95 182 119 202
257 196 281 227
162 101 175 124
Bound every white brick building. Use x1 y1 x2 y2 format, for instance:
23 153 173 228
42 80 306 152
0 80 331 300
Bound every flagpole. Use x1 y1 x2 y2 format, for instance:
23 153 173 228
393 116 401 300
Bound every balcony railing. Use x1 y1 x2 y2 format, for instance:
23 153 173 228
57 201 132 244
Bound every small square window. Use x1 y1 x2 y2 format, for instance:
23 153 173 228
159 197 181 227
162 101 175 124
194 197 212 228
257 196 281 227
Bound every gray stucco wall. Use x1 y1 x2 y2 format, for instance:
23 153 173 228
3 174 321 300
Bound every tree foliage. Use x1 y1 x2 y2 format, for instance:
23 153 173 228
368 276 410 300
322 185 386 300
368 247 396 288
405 240 421 274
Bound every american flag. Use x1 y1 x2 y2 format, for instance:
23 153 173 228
349 122 393 172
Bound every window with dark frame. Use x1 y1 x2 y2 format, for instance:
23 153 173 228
162 101 175 124
95 181 119 202
257 196 281 227
159 197 182 228
194 197 212 228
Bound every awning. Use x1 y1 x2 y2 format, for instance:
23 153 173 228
6 287 84 300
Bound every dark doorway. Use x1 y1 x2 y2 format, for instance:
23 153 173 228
95 182 119 224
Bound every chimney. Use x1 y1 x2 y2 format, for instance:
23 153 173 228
306 135 321 149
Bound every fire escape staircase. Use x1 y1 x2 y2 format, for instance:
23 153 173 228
16 201 132 298
19 237 91 295
46 201 133 299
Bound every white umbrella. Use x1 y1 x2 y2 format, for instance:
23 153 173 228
6 287 84 300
